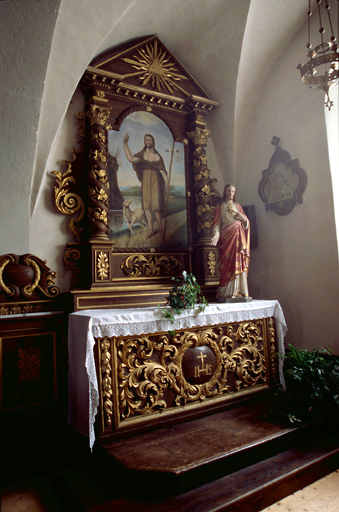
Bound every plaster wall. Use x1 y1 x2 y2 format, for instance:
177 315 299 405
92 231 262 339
0 0 60 253
1 0 338 356
242 23 339 353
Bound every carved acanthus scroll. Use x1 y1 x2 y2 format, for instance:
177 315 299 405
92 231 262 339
0 254 59 301
51 111 85 242
121 254 182 278
97 319 268 430
99 338 113 427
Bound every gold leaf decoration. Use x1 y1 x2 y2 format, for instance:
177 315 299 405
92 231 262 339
100 339 113 427
122 39 189 96
207 251 216 276
121 254 182 278
51 165 84 242
115 320 267 422
97 251 109 280
51 111 85 242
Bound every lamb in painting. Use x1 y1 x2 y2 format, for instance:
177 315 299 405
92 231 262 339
122 200 148 235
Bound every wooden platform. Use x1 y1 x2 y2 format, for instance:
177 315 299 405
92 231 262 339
2 397 338 512
59 399 339 511
101 401 302 476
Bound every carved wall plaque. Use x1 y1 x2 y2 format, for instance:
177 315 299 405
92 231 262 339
258 137 307 216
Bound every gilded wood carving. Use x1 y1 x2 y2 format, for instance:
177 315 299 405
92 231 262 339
51 111 86 242
52 35 221 306
0 254 60 315
96 316 277 436
121 254 182 278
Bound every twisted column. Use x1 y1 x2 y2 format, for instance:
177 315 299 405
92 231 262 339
86 105 111 241
187 126 215 245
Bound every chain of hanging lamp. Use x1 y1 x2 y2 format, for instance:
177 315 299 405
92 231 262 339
297 0 339 110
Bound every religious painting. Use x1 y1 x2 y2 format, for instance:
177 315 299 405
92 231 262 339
258 137 307 216
108 111 187 248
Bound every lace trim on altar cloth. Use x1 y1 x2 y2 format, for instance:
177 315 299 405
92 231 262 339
90 300 286 339
86 320 100 452
76 300 287 450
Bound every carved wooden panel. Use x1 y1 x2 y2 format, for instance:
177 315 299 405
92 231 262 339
0 313 66 411
95 316 278 440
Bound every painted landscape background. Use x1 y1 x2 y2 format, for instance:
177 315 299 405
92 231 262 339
108 111 188 248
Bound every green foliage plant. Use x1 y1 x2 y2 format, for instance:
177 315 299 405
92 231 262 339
159 271 209 325
269 344 339 426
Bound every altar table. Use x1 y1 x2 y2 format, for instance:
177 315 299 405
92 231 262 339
68 300 287 449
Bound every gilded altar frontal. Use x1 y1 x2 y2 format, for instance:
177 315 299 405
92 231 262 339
95 316 278 439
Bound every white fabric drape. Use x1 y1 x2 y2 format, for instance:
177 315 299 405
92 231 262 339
68 300 287 449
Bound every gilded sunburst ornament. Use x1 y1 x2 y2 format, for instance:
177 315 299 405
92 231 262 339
122 40 188 95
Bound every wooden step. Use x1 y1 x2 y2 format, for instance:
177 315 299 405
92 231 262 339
90 435 339 512
58 400 339 511
98 400 312 496
100 401 299 474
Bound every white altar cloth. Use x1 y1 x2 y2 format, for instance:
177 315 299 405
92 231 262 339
68 300 287 449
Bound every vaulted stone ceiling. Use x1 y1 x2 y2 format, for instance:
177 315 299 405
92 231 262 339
30 0 310 210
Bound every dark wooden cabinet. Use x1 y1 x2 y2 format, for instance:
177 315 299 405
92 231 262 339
0 312 67 412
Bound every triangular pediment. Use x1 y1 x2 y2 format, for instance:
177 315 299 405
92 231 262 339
89 35 215 103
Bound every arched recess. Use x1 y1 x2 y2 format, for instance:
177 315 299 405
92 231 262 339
30 0 251 219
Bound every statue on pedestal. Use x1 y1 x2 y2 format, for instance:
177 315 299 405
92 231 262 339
211 184 251 302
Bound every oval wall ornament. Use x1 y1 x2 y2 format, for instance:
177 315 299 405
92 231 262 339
258 137 307 216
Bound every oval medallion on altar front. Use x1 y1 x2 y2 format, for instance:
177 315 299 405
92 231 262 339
182 345 217 385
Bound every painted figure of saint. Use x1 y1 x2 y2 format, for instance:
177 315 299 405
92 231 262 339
211 184 250 299
123 133 168 238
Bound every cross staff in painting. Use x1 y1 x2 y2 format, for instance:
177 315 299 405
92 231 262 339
123 133 169 239
211 184 250 299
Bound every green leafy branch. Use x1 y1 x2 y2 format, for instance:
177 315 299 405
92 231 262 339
159 271 209 325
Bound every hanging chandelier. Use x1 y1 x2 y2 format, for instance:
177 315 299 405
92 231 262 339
297 0 339 110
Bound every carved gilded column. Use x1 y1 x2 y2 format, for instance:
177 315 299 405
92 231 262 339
187 122 214 245
187 116 220 287
86 104 111 241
